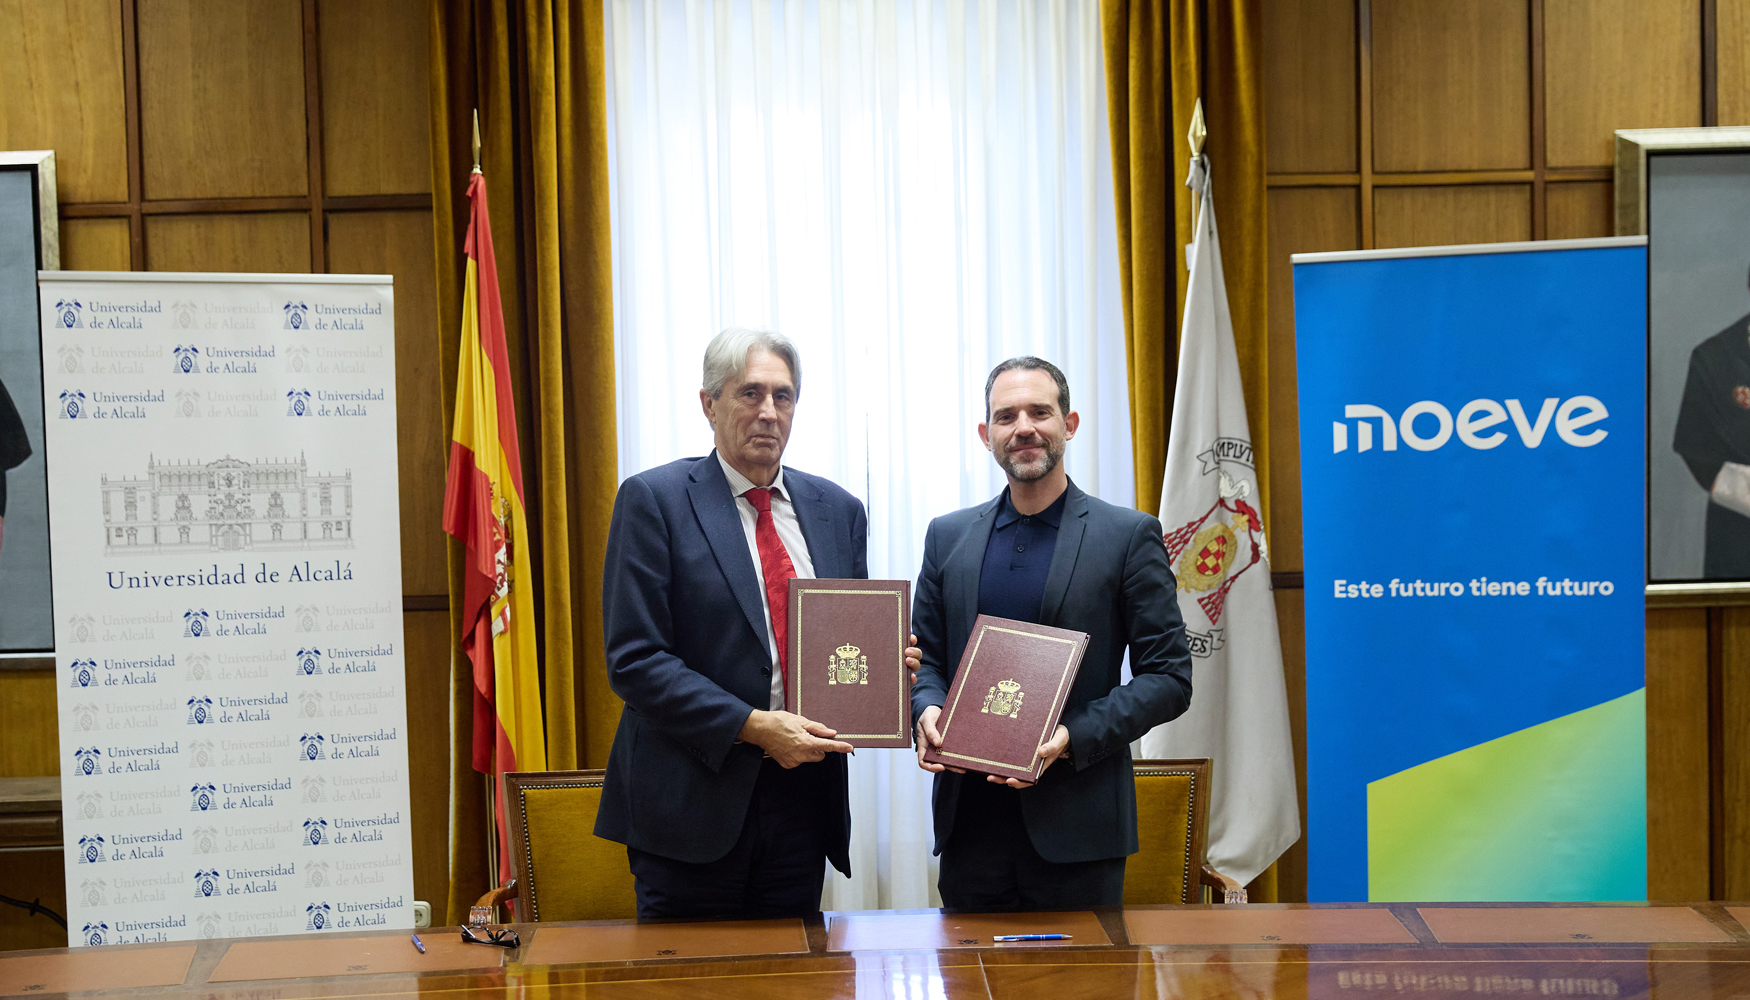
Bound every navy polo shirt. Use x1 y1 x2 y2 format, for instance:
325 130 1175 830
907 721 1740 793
976 487 1069 624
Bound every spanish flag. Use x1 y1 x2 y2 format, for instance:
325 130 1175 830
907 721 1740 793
443 170 545 878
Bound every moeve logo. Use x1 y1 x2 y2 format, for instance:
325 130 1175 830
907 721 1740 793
74 747 102 776
1332 396 1609 454
77 834 106 864
56 299 83 329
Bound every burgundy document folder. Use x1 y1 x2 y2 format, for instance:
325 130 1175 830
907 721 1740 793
922 615 1089 782
786 578 912 748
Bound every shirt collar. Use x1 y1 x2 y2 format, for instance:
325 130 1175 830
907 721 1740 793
717 451 788 502
993 486 1067 530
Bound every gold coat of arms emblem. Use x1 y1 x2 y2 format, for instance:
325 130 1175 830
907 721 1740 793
981 678 1024 718
828 642 868 685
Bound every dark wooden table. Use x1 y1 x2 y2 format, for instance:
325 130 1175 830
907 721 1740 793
6 901 1750 999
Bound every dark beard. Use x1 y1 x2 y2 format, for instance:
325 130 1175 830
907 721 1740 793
997 439 1063 482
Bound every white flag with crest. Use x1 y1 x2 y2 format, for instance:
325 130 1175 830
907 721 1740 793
1140 154 1300 887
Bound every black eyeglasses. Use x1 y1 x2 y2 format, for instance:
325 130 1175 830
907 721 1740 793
460 924 520 948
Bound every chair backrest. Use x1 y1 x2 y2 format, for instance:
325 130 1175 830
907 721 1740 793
1122 758 1213 905
502 769 638 921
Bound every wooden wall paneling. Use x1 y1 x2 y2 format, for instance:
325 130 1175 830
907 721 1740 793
1647 608 1712 899
0 849 67 950
0 668 60 778
326 210 446 595
1544 181 1614 239
1371 0 1531 172
1263 0 1359 174
1272 589 1308 905
1723 606 1750 898
318 0 431 197
0 0 128 203
58 217 132 270
401 610 451 908
1265 187 1360 573
1544 0 1702 168
145 212 312 272
1721 0 1750 125
137 0 309 200
1373 184 1532 249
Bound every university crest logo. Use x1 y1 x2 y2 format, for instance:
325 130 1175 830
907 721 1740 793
190 782 217 812
197 912 223 939
299 733 326 762
1165 470 1266 628
299 690 323 719
74 747 102 776
286 344 311 373
305 902 332 931
176 389 202 418
284 301 309 330
193 868 222 899
68 658 99 688
188 739 215 768
72 702 100 732
296 648 323 676
81 879 107 908
77 792 103 821
305 861 330 888
185 653 211 681
286 388 312 416
58 344 84 373
59 390 87 419
55 299 83 328
302 776 326 803
171 300 199 329
190 825 218 854
82 922 108 947
187 696 214 725
173 344 200 374
295 605 322 632
183 609 210 637
77 834 106 865
67 615 96 643
303 817 327 846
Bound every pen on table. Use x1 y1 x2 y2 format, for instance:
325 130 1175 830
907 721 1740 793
410 933 425 954
992 934 1071 942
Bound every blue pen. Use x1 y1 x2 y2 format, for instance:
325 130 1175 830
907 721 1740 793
411 932 426 954
992 933 1071 942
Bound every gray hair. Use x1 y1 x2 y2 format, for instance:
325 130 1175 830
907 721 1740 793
702 327 801 399
985 356 1070 418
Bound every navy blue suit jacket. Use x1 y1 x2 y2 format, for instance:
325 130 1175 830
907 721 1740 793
594 453 868 875
909 480 1194 863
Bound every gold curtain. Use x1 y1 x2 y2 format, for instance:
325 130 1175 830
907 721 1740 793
1102 0 1270 527
1101 0 1275 901
429 0 620 924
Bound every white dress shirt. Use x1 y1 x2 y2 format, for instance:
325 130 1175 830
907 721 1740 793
718 453 816 711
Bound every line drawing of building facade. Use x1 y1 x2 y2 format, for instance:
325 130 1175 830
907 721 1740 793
101 455 354 553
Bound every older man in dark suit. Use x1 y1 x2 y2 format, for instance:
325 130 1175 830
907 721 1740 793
595 328 916 920
911 356 1194 910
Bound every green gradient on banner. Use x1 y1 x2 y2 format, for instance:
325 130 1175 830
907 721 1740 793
1367 688 1646 901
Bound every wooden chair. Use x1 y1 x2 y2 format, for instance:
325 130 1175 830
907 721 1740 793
472 769 638 922
1123 758 1247 904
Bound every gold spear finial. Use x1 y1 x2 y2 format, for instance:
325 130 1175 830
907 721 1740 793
472 109 482 173
1188 98 1207 157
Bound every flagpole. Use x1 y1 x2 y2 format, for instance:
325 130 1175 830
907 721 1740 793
469 104 503 913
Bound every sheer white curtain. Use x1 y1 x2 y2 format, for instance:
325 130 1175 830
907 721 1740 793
605 0 1130 908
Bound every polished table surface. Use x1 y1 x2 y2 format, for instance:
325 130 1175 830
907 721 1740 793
8 902 1750 1000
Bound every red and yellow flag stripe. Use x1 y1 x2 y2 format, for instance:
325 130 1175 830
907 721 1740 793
443 171 545 876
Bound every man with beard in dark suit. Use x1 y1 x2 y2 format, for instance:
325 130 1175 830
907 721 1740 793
1675 265 1750 578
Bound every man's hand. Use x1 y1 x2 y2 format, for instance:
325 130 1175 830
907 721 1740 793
739 710 853 768
988 725 1069 789
914 705 964 774
905 634 921 686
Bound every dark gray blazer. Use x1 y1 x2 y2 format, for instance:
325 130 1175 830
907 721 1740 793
909 480 1194 863
594 453 868 875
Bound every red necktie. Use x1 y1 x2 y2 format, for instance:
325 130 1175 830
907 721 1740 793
742 487 796 709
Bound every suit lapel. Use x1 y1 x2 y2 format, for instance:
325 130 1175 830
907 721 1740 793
1040 482 1089 626
686 454 768 647
946 494 1002 642
786 470 841 577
